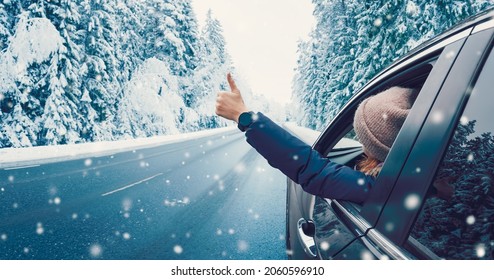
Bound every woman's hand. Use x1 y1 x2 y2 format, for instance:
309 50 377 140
215 73 249 123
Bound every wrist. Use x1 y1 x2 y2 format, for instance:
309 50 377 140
235 108 249 123
237 111 256 132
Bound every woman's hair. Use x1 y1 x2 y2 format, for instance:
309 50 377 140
357 156 382 177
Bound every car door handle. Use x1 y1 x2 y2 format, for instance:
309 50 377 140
297 218 317 258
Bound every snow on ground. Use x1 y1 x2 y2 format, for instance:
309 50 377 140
0 126 237 169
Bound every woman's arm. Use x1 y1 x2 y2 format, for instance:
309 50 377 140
245 112 373 204
215 73 373 203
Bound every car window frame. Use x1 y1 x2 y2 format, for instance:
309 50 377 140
372 27 494 252
310 30 478 260
313 36 469 230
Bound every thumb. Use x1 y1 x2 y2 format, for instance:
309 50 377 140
227 73 240 95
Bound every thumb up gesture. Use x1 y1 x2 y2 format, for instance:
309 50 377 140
215 73 249 123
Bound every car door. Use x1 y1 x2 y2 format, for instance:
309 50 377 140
311 23 480 260
337 20 494 260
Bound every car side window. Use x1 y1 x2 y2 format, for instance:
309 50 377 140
409 48 494 259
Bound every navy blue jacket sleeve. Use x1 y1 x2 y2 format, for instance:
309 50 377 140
244 112 373 203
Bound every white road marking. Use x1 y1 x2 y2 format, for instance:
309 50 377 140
101 173 164 197
4 164 40 170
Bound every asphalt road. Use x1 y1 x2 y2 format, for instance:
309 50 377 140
0 129 287 259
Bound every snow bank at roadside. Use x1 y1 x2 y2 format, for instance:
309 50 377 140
283 122 321 146
0 126 237 169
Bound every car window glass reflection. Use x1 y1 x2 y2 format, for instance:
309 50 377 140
411 49 494 259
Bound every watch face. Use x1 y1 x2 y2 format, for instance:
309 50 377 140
239 112 253 126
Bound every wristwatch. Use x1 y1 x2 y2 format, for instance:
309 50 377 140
237 111 256 132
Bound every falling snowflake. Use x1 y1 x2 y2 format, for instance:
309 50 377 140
234 162 246 173
12 203 18 209
185 232 191 238
254 214 260 220
72 213 78 220
48 186 58 195
373 18 383 27
431 111 444 124
53 197 61 205
184 152 190 158
1 187 4 192
213 174 220 181
475 243 486 258
360 250 374 260
23 247 30 254
460 116 469 126
89 244 103 258
123 212 130 218
207 140 213 146
123 232 131 240
84 159 92 167
221 251 227 257
216 229 223 235
415 167 421 173
8 176 14 183
237 240 249 252
182 197 190 204
186 175 190 180
357 178 365 186
385 222 395 232
320 241 330 251
445 50 456 59
139 161 148 168
122 198 132 211
228 229 235 235
36 223 44 235
1 234 7 241
174 245 183 254
292 155 299 160
382 113 388 121
467 153 474 162
466 215 476 225
404 194 421 210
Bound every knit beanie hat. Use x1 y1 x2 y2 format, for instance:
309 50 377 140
353 87 417 162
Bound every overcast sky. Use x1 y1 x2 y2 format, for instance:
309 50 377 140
191 0 315 104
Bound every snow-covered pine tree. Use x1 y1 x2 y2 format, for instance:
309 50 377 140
293 0 494 130
80 0 124 141
35 0 87 145
143 0 198 76
0 0 22 51
191 9 234 130
114 0 146 81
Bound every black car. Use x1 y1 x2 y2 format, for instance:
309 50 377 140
285 9 494 260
